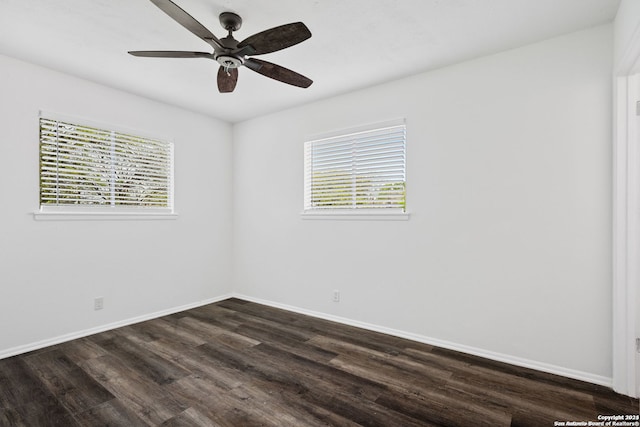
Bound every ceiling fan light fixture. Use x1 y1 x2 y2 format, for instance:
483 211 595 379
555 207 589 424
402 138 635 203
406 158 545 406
216 55 243 70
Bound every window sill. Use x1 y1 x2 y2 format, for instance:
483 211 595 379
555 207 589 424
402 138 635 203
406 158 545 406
300 211 410 221
33 211 178 221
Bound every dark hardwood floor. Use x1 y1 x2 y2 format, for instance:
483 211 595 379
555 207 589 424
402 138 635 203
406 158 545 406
0 298 637 426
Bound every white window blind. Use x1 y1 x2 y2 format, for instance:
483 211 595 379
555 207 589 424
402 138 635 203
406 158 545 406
39 117 173 210
304 121 406 212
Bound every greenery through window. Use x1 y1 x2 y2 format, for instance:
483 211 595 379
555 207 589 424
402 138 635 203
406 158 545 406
304 121 406 212
39 117 172 210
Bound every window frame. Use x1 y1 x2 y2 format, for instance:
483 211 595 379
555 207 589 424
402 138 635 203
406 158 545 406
34 111 177 221
301 119 409 221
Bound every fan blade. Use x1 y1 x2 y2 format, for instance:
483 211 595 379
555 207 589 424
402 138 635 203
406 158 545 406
217 67 238 93
238 22 311 55
149 0 223 51
244 58 312 88
128 50 214 59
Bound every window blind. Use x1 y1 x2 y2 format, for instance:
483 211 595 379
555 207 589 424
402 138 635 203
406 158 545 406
304 122 406 211
39 118 172 209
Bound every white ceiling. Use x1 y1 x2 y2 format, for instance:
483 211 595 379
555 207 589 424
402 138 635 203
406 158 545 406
0 0 621 123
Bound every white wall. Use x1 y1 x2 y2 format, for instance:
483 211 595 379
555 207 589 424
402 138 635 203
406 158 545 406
615 0 640 70
0 54 233 356
233 25 613 382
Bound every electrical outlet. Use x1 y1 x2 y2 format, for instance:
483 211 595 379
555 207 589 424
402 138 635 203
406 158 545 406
94 297 104 311
333 290 340 303
636 338 640 353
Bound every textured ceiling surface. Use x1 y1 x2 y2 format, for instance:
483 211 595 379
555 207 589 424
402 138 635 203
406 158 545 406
0 0 621 122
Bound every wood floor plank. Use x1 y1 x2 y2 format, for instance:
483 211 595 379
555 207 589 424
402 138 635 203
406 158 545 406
119 318 197 344
0 298 637 426
160 407 220 427
133 337 245 392
0 357 80 426
132 317 209 348
0 357 36 409
184 304 247 330
23 349 115 414
0 406 27 427
59 337 109 363
73 398 149 427
244 342 443 426
444 371 599 423
328 354 448 398
195 340 406 425
234 323 338 363
217 299 302 326
251 342 387 402
232 310 317 342
375 389 512 427
98 336 191 386
310 335 453 384
79 354 187 425
178 316 261 350
431 345 599 394
163 375 243 427
181 344 363 426
7 398 80 427
169 376 308 427
594 392 640 415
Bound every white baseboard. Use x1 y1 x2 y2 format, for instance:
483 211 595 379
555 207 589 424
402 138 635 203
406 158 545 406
0 294 233 360
232 293 613 389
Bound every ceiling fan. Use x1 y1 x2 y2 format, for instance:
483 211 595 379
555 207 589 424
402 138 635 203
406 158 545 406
128 0 313 93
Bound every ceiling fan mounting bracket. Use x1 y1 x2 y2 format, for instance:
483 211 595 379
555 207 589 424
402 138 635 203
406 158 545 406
219 12 242 32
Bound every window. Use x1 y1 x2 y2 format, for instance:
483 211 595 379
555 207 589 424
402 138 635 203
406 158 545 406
38 116 174 219
303 119 407 219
